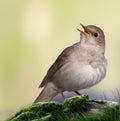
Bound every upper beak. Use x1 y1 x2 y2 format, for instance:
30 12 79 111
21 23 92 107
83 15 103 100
80 24 86 30
77 24 91 36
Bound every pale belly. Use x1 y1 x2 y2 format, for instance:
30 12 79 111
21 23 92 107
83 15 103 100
53 62 107 91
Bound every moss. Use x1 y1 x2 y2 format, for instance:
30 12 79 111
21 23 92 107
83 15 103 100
7 102 64 121
10 112 40 121
6 95 120 121
63 95 89 113
101 104 120 121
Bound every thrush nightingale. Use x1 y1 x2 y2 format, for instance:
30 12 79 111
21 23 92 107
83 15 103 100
34 24 107 103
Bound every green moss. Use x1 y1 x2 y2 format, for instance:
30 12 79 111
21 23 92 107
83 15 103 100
7 102 63 121
101 104 120 121
10 112 39 121
63 95 89 113
6 95 120 121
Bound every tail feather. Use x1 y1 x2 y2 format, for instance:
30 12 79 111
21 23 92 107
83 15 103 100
33 82 58 103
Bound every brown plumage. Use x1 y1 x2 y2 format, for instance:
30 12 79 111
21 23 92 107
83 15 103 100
34 24 107 103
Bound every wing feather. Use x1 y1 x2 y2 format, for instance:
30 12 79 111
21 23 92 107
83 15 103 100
39 45 75 88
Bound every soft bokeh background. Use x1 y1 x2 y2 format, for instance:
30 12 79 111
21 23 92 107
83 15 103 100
0 0 120 120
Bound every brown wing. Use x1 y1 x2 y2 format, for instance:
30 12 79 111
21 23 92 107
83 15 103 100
39 44 75 88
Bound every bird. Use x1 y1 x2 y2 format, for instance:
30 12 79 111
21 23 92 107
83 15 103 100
34 24 107 103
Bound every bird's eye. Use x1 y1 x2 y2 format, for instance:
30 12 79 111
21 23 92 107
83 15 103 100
93 33 98 37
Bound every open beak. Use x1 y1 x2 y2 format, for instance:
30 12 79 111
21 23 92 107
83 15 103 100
77 24 91 36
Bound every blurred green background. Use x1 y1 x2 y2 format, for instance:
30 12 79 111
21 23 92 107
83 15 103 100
0 0 120 120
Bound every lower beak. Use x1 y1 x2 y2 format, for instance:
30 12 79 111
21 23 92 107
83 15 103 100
77 24 91 36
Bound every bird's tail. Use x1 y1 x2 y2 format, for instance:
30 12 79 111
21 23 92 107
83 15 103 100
33 82 58 103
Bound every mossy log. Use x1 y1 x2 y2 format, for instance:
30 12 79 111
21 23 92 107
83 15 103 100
7 95 120 121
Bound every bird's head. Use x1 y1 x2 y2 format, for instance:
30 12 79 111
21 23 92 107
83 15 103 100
77 24 105 47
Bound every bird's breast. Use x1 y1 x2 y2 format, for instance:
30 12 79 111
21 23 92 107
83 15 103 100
74 63 107 90
53 60 107 91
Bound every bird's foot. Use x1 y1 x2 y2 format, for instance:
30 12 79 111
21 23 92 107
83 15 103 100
74 91 81 95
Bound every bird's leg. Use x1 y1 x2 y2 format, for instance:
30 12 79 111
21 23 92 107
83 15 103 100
74 91 81 95
58 89 65 100
60 91 65 100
